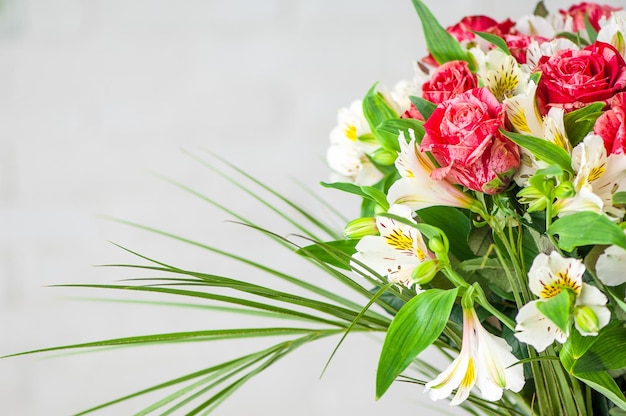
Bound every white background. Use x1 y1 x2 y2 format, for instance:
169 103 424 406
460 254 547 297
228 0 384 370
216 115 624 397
1 0 623 414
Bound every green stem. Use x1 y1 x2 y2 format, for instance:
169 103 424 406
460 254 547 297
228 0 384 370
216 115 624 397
493 240 524 309
545 197 562 255
472 283 516 331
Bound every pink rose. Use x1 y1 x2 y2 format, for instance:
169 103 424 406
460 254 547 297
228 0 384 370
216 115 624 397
536 42 626 113
421 88 520 195
504 34 549 65
560 2 622 32
594 92 626 154
421 60 478 104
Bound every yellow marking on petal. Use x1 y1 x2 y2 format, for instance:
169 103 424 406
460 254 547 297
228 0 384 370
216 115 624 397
539 271 581 299
460 358 476 388
588 164 606 182
416 246 426 261
384 229 414 252
344 125 357 141
487 63 519 101
506 100 531 134
551 129 570 153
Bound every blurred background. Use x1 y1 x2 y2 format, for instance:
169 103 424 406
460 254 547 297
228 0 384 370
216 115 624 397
1 0 623 414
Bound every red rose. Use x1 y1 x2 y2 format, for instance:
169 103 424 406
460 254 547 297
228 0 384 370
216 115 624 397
421 88 520 194
504 34 549 65
536 42 626 113
421 60 478 104
401 104 424 121
594 92 626 154
447 16 515 43
422 15 515 67
560 2 622 32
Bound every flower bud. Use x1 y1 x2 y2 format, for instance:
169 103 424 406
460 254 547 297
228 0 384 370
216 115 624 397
343 217 377 239
574 305 600 335
428 236 446 254
555 181 575 199
411 259 440 284
370 148 397 166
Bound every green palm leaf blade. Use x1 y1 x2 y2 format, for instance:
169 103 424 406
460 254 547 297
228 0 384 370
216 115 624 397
74 347 278 415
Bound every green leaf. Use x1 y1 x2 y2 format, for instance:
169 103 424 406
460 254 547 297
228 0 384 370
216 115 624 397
560 321 626 411
362 84 398 135
572 321 626 373
563 102 605 147
377 118 425 151
557 31 589 47
458 258 512 294
534 1 548 18
410 0 473 67
548 211 626 252
320 181 390 212
361 186 390 211
467 223 493 257
536 290 572 333
418 206 474 261
573 372 626 411
376 288 458 399
296 239 359 270
409 96 436 120
613 192 626 207
473 31 511 55
500 129 573 173
584 14 599 44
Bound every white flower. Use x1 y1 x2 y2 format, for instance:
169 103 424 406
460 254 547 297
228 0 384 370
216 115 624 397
326 100 383 186
596 232 626 286
554 134 626 219
597 11 626 58
515 15 557 38
505 91 570 186
351 204 431 288
515 252 610 352
388 61 428 114
471 48 528 101
386 132 475 211
425 306 524 405
525 38 579 71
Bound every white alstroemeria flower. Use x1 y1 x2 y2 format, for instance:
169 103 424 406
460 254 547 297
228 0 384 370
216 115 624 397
515 252 610 352
515 15 557 38
598 11 626 58
554 134 626 219
525 38 579 71
505 93 570 186
326 100 383 186
425 306 524 405
388 61 429 114
547 11 574 39
505 80 543 138
596 232 626 286
470 48 528 102
351 204 431 288
386 131 475 211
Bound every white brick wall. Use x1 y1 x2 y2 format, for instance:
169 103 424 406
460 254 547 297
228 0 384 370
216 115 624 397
1 0 624 414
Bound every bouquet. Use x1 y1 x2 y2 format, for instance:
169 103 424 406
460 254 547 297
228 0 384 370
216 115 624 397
12 0 626 415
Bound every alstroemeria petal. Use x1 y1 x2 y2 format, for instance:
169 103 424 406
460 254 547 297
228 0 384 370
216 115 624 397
515 300 568 352
425 354 471 403
596 242 626 286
